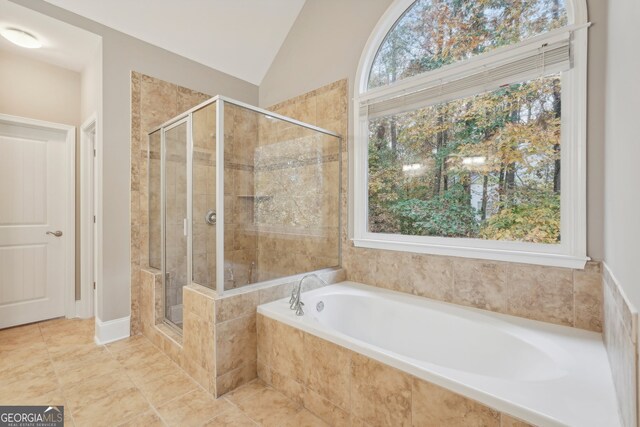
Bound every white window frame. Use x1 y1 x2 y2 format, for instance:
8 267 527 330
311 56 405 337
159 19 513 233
353 0 590 269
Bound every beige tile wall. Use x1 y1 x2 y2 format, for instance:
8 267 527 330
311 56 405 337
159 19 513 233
260 82 345 283
603 263 638 427
131 72 212 334
133 76 607 405
257 313 535 427
213 268 345 396
274 78 604 333
140 268 218 395
163 127 189 320
140 266 346 398
253 107 341 282
222 103 259 289
191 102 217 289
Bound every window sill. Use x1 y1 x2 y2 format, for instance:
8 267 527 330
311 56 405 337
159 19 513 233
352 237 589 270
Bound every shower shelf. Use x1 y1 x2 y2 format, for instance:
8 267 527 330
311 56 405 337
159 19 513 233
236 195 272 201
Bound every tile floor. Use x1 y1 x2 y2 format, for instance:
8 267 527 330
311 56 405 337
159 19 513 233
0 318 328 427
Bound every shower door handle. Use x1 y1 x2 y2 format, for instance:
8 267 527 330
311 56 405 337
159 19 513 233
183 218 188 237
205 210 216 225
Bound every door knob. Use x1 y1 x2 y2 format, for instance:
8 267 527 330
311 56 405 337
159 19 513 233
46 231 63 237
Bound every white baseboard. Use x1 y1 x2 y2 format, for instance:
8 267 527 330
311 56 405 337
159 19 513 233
94 316 130 345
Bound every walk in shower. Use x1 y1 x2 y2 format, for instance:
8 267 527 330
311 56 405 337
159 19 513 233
148 97 341 330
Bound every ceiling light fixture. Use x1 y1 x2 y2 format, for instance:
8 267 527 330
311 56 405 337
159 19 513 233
1 28 42 49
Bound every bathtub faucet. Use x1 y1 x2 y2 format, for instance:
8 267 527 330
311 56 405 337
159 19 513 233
289 273 328 316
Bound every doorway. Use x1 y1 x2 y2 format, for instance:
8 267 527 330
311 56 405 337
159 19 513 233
0 114 76 329
79 115 97 318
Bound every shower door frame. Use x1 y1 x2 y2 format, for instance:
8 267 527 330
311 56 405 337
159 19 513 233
151 96 341 317
160 116 193 330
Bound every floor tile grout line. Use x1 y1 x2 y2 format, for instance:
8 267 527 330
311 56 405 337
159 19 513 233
104 341 170 427
39 321 80 427
222 378 318 426
106 334 235 426
126 334 236 426
8 321 321 427
219 379 275 426
219 395 261 426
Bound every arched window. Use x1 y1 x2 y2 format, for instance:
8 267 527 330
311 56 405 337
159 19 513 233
353 0 589 268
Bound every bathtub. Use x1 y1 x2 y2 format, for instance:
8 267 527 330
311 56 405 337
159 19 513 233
257 281 621 427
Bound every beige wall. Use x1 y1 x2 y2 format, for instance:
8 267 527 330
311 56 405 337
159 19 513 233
604 0 640 312
11 0 259 322
0 50 80 126
259 0 607 261
602 2 640 418
80 45 101 123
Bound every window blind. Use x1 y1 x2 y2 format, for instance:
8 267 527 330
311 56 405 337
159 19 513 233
362 36 572 119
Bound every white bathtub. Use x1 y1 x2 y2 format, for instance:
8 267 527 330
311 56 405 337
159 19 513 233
257 281 621 427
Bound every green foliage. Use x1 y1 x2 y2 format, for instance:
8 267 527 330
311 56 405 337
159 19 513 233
479 193 560 243
391 184 479 237
366 0 565 245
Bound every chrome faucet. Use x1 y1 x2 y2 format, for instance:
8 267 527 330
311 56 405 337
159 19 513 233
289 273 328 316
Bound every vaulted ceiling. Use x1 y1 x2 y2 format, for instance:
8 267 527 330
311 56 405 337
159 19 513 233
41 0 307 84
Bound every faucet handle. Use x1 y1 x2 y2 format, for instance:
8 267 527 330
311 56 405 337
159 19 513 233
295 302 304 316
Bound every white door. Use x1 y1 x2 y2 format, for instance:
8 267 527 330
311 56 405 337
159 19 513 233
0 116 74 329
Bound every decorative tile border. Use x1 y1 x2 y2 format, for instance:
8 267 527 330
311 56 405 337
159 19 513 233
254 153 339 172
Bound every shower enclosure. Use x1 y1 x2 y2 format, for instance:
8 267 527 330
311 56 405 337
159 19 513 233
148 97 341 330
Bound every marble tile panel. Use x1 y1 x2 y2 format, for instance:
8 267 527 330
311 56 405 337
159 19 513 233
303 387 351 427
452 259 508 313
304 333 351 410
604 277 638 427
271 370 305 407
574 263 603 332
232 386 301 427
215 291 259 323
215 359 257 396
412 378 500 427
215 314 256 375
350 353 411 427
270 317 305 382
506 264 574 326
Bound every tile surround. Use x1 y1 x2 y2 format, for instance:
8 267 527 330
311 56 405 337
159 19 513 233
213 268 346 396
131 76 614 421
257 313 536 427
603 263 638 427
270 78 604 333
141 265 345 397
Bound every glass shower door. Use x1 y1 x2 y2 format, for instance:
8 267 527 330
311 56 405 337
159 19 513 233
163 119 189 329
191 102 217 289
